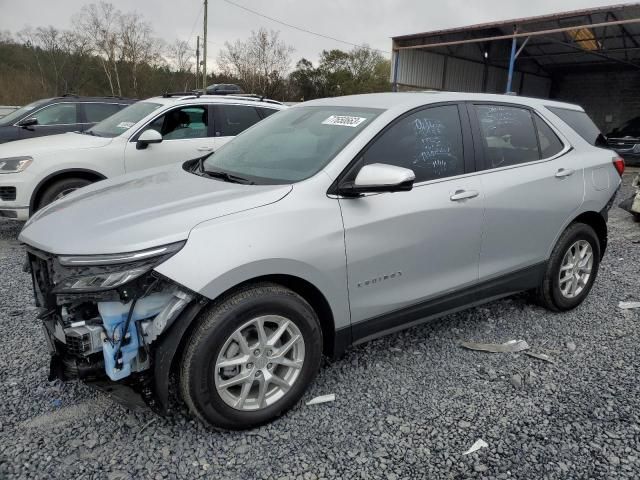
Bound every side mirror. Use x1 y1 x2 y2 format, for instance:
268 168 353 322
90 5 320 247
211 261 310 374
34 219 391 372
136 129 163 150
339 163 415 196
18 117 38 128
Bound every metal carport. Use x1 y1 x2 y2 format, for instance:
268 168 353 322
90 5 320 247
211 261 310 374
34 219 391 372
391 3 640 131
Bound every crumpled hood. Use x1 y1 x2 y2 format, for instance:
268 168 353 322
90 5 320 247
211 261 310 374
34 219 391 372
0 132 112 157
19 163 292 255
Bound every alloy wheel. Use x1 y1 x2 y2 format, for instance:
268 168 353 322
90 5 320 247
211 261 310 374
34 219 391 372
214 315 305 411
558 239 593 299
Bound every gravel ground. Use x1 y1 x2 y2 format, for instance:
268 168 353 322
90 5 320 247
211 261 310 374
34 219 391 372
1 172 639 480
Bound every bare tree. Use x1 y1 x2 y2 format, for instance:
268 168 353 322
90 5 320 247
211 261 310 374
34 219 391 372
74 2 123 96
218 28 293 97
167 40 194 90
119 12 158 96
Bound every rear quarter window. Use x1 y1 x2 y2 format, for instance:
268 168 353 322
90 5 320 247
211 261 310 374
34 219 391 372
547 106 602 146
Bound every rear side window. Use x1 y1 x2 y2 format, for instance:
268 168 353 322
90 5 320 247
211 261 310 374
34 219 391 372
362 104 464 183
475 105 539 168
534 115 564 158
83 103 121 123
547 107 602 146
215 105 261 136
257 107 279 119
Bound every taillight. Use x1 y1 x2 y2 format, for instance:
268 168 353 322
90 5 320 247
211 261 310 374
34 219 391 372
613 156 625 177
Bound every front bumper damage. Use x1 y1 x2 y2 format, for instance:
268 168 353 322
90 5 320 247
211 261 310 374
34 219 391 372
27 246 206 412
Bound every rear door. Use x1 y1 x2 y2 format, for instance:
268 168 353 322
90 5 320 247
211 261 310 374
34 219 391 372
468 102 583 281
339 103 484 325
124 104 215 172
79 102 123 131
212 104 264 150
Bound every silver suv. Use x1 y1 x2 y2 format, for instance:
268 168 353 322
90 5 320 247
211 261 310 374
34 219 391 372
20 92 623 429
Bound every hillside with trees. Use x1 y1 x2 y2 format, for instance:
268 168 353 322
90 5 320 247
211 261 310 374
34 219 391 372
0 1 390 105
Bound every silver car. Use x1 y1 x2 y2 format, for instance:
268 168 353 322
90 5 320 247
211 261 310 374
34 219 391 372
19 92 623 429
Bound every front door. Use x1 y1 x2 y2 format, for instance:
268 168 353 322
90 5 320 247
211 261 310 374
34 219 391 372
339 104 484 327
124 105 215 173
20 102 80 139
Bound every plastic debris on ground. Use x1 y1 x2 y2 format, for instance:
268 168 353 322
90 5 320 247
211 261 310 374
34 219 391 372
306 394 336 406
524 351 556 364
463 439 489 455
618 301 640 310
460 339 530 353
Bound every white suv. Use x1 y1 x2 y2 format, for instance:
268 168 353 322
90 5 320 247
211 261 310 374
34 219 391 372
0 93 285 220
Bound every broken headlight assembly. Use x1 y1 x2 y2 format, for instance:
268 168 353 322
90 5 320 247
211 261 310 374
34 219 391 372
53 241 185 293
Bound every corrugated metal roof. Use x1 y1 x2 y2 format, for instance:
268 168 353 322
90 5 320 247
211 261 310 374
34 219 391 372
393 3 640 73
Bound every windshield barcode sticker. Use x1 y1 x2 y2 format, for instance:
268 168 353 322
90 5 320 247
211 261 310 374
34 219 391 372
322 115 367 127
116 121 135 129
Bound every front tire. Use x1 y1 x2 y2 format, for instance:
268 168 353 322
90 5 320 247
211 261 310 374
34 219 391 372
36 177 93 211
180 283 323 430
537 222 600 311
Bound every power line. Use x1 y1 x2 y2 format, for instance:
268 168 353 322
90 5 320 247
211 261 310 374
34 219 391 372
187 3 204 44
222 0 390 55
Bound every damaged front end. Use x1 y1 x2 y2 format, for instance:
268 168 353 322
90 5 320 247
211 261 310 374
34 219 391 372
26 241 202 412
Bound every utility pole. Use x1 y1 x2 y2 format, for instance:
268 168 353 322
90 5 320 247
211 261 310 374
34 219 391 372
195 35 200 89
202 0 208 90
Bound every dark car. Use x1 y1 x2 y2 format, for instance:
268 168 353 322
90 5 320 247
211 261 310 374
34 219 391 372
204 83 244 95
606 116 640 166
0 95 136 144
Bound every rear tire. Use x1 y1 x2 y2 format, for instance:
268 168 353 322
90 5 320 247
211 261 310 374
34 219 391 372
180 283 323 430
36 177 93 211
537 222 600 312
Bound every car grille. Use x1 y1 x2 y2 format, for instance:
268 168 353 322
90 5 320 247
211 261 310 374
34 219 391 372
0 186 16 201
608 138 639 149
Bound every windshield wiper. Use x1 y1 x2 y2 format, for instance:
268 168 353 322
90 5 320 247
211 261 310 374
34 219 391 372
82 130 100 137
202 169 254 185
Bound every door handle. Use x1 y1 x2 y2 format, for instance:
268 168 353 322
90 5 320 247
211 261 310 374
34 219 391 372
450 189 479 201
197 146 214 152
555 168 575 178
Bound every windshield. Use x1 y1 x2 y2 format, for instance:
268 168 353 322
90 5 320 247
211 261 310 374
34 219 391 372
203 106 382 184
88 101 163 138
0 99 49 126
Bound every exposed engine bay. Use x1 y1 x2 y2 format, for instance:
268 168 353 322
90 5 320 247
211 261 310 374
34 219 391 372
26 243 199 410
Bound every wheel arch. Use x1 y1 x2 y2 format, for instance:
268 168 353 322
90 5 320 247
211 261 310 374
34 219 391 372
153 273 346 412
571 210 608 259
30 168 107 214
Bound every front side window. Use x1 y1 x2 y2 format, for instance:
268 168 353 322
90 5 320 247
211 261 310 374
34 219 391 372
31 103 78 125
475 105 540 168
140 106 209 140
361 105 464 183
83 103 122 123
0 99 49 126
89 102 163 138
215 105 261 137
203 106 382 184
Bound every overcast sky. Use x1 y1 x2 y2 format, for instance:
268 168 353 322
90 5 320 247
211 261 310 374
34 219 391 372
0 0 628 67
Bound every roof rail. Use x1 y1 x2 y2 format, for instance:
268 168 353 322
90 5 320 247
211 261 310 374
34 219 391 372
220 94 283 105
162 91 202 98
